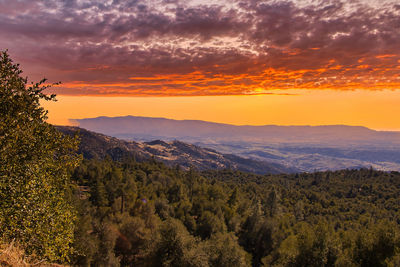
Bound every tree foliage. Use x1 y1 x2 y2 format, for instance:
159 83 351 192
67 155 400 266
0 50 80 261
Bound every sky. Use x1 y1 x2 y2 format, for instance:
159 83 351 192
1 0 400 129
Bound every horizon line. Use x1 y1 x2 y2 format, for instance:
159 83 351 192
67 115 400 132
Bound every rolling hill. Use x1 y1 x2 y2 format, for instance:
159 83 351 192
71 116 400 172
57 126 290 174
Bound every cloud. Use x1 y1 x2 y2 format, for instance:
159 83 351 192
0 0 399 96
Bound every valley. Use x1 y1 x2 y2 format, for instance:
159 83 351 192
73 116 400 172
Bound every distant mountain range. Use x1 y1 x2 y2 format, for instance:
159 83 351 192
57 126 290 174
71 116 400 172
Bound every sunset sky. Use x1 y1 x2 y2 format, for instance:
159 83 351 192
1 0 400 129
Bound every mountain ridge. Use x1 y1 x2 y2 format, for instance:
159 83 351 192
70 115 400 172
72 115 381 131
71 115 400 141
57 126 291 174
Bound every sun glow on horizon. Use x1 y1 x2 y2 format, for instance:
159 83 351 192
43 89 400 131
8 0 397 130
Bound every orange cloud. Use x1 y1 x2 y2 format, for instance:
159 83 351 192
2 0 400 97
51 62 400 97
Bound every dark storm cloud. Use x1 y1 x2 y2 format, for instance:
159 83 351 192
0 0 399 96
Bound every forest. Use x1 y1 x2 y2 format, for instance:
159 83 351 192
67 157 400 267
1 50 400 267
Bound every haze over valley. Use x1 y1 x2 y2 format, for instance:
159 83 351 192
73 116 400 172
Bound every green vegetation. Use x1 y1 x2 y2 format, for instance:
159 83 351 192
2 50 400 266
69 157 400 266
0 51 80 261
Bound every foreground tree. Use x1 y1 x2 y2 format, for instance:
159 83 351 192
0 50 80 261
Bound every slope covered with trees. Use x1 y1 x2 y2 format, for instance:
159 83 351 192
69 156 400 266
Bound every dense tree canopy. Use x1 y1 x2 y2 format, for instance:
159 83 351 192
68 155 400 267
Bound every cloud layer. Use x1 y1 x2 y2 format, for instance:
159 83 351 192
1 0 399 96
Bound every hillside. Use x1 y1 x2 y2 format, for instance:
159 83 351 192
72 116 400 172
57 126 290 174
72 116 400 145
68 152 400 266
